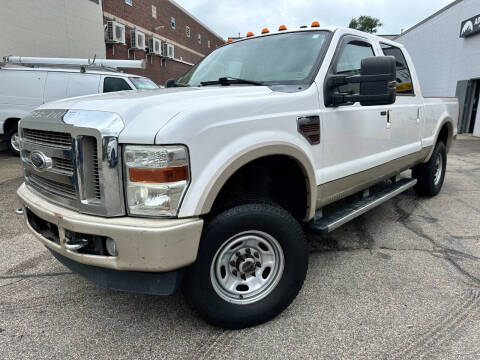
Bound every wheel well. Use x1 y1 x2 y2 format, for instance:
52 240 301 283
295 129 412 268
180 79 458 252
210 155 309 221
3 118 20 134
438 122 452 152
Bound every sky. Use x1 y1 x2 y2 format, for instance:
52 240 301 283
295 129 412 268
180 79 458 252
175 0 457 39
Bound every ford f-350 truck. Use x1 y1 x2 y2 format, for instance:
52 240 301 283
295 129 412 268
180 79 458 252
16 25 458 329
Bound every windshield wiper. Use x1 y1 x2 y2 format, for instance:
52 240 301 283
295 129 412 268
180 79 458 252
201 77 264 86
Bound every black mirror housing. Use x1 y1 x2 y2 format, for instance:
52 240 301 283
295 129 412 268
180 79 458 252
164 79 177 88
325 56 397 107
359 56 396 106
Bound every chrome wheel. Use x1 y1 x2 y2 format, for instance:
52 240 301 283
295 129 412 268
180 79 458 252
210 231 284 305
10 132 20 152
433 152 443 186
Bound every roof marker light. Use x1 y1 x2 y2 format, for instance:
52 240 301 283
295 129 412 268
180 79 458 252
311 21 320 28
261 28 270 34
227 38 233 43
278 25 287 31
246 31 254 37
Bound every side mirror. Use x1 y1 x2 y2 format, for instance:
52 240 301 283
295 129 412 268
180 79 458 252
325 56 397 107
164 79 177 88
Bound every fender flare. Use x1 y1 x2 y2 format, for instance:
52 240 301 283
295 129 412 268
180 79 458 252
195 143 318 222
423 117 454 163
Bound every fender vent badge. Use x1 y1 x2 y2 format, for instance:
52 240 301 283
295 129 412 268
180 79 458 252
297 116 320 145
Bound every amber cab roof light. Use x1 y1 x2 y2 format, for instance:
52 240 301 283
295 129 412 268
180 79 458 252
227 38 233 43
311 21 320 28
246 31 255 37
278 25 287 31
261 28 270 34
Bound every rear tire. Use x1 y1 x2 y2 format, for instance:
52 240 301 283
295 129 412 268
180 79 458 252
6 127 20 156
412 141 446 197
183 202 308 329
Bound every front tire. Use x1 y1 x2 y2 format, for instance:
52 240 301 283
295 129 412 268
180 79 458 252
6 128 20 156
412 141 447 197
183 202 308 329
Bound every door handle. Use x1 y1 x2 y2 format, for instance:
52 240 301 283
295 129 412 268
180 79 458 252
381 110 391 128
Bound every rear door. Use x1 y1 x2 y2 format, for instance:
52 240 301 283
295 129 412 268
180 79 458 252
379 43 422 158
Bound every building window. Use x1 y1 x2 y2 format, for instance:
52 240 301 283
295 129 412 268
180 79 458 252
186 26 191 38
125 0 132 6
208 40 211 48
171 17 176 29
152 5 157 18
197 34 202 44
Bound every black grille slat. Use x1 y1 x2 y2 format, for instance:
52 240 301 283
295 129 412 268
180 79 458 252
23 129 72 148
53 158 74 173
92 141 101 200
29 174 77 199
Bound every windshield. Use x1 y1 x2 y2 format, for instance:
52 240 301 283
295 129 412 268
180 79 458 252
178 31 330 86
130 77 159 90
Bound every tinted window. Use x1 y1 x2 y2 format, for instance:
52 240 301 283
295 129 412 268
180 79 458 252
103 77 132 93
335 40 375 94
381 43 414 95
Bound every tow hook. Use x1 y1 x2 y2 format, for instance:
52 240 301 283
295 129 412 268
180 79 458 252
15 208 24 216
65 238 89 251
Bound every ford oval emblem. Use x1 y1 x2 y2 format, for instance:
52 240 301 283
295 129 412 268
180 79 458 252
30 151 52 171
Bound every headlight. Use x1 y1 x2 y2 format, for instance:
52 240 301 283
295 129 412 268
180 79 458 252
124 145 190 217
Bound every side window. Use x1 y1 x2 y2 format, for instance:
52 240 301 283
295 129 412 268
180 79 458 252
103 77 132 93
381 43 414 95
335 40 375 95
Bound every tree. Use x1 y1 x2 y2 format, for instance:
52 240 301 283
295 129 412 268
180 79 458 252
349 16 383 33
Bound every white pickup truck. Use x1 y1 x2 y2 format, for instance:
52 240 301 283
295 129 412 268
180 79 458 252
16 26 458 329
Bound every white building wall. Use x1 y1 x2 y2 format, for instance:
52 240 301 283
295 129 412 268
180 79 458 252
396 0 480 97
0 0 106 59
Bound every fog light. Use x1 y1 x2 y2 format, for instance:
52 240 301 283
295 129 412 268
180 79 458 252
106 238 118 256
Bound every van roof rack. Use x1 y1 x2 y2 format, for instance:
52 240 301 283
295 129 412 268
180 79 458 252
1 56 146 73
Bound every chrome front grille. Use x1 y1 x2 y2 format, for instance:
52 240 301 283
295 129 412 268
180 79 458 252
19 109 126 217
23 129 72 148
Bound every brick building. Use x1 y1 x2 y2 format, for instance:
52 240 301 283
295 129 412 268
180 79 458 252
102 0 225 85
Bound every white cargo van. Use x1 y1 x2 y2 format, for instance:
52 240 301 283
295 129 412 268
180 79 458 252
0 58 158 155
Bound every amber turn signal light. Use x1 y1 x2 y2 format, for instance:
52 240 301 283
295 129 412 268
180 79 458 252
129 166 189 183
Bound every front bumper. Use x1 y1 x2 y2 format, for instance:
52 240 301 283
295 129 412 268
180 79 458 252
17 183 204 273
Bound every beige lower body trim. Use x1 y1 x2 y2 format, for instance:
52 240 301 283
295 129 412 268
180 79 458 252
317 147 432 208
17 183 203 272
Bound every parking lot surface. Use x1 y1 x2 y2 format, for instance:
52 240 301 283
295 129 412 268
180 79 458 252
1 136 479 359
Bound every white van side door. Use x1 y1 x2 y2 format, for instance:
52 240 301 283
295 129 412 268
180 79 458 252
67 74 101 98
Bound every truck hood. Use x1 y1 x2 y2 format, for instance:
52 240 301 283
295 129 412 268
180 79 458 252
38 86 274 143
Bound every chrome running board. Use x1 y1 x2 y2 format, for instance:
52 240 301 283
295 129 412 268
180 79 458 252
308 178 417 234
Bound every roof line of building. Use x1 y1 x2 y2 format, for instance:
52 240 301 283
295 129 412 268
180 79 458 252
168 0 225 41
395 0 464 39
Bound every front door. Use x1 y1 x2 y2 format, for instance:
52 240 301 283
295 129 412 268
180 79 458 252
319 36 393 203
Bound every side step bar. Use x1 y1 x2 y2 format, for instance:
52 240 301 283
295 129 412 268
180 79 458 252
307 178 417 234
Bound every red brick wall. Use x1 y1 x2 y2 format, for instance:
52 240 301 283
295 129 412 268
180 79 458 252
102 0 225 85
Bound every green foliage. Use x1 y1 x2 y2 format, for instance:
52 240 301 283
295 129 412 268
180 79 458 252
349 16 383 33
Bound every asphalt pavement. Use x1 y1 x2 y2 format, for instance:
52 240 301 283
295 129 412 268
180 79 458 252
1 135 479 359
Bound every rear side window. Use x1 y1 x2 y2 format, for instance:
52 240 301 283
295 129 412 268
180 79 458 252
335 40 375 94
381 44 414 95
103 77 132 93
